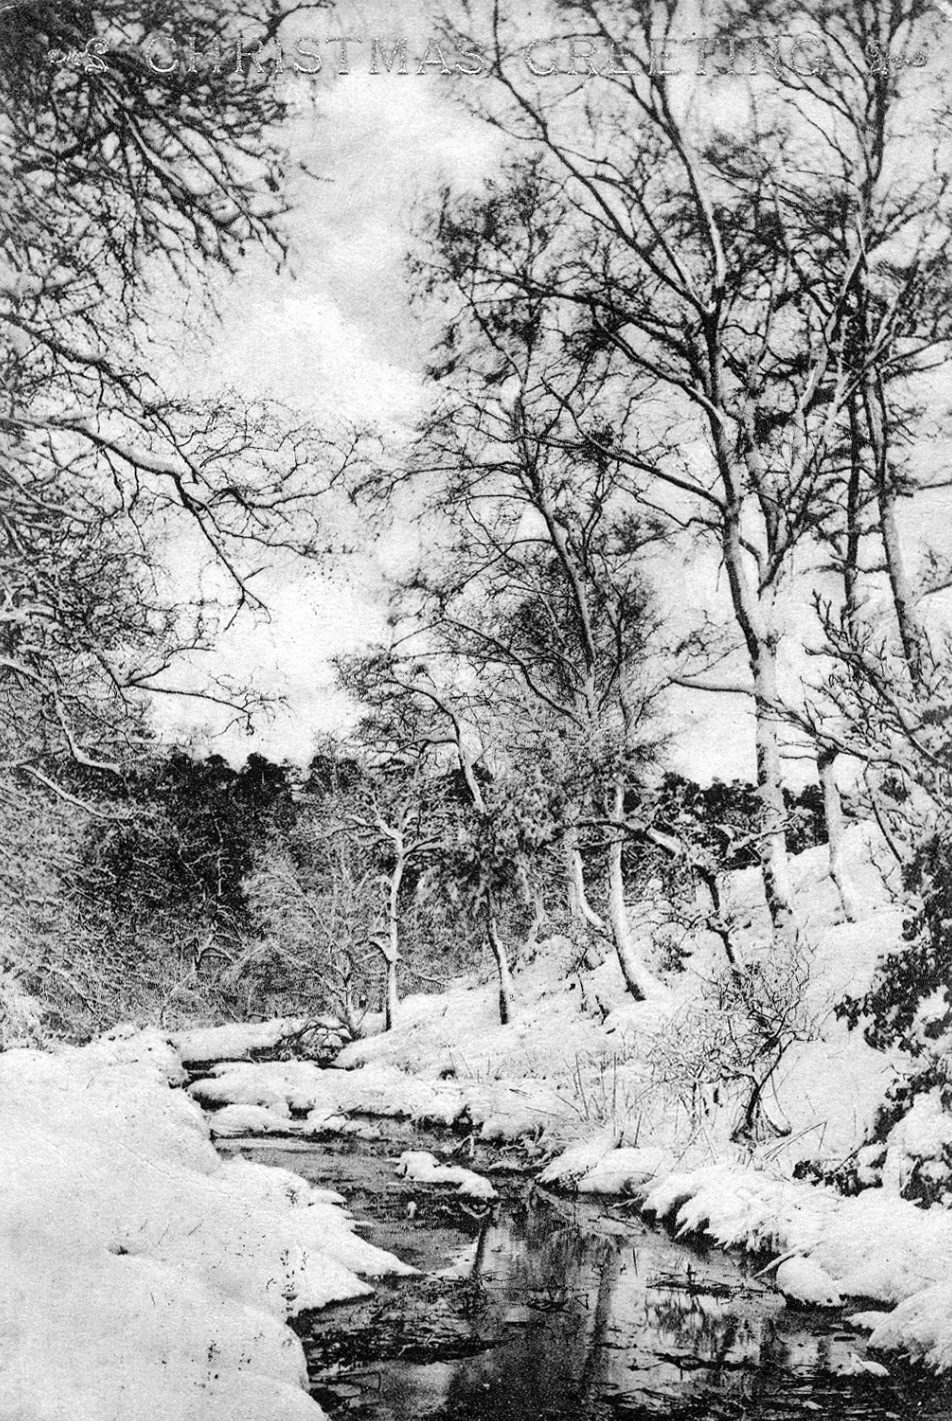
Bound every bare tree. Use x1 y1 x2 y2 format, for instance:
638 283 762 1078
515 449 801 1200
0 0 351 833
339 652 547 1024
767 3 952 872
247 833 380 1039
403 321 670 995
417 0 948 939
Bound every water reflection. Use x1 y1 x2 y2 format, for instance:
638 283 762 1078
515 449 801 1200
241 1141 945 1421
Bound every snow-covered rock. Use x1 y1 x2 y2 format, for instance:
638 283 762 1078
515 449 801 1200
209 1102 298 1137
538 1137 671 1195
575 1146 670 1195
395 1150 497 1201
858 1284 952 1371
537 1129 619 1188
774 1256 842 1307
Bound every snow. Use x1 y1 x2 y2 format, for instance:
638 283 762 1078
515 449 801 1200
575 1146 670 1195
395 1150 498 1200
163 821 952 1375
210 1102 297 1137
537 1129 621 1187
305 1110 382 1141
631 1159 952 1358
537 1137 676 1198
174 1017 307 1066
852 1286 952 1371
190 1054 566 1144
0 1031 412 1421
773 1256 843 1307
890 1087 952 1164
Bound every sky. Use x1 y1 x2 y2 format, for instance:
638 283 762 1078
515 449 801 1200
150 1 952 788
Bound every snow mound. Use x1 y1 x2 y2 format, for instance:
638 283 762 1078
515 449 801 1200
576 1146 670 1195
537 1130 619 1187
190 1056 563 1144
304 1109 383 1141
395 1150 498 1201
538 1135 675 1196
634 1158 952 1366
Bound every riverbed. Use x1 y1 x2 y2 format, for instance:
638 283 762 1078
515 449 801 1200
220 1133 948 1421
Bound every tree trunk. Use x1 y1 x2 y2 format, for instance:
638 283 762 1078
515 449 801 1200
818 748 857 922
383 954 399 1032
372 841 406 1034
380 842 405 1032
563 823 607 969
341 993 363 1041
607 779 663 1001
865 371 923 683
486 905 513 1025
367 938 400 1032
712 403 797 938
751 641 795 937
695 861 741 969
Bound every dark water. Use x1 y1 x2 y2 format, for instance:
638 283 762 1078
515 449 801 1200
226 1137 950 1421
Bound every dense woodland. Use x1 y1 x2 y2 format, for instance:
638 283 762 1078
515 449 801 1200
3 0 952 1186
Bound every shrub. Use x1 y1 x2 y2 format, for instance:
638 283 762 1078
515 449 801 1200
651 943 819 1143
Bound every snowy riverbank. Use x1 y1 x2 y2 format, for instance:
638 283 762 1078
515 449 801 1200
175 827 952 1376
4 824 950 1414
0 1028 412 1421
184 1037 952 1373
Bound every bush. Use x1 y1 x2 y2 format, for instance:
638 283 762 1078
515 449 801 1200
0 964 46 1050
839 834 952 1058
651 942 819 1143
816 832 952 1206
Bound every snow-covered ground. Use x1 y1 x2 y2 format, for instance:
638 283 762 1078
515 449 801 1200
0 1027 413 1421
190 828 901 1168
176 825 952 1375
3 821 948 1410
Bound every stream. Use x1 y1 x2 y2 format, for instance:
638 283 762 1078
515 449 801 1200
222 1133 948 1421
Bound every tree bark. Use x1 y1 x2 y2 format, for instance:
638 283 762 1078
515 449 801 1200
874 432 922 681
383 954 399 1032
563 823 607 973
367 936 400 1032
607 779 663 1001
818 748 857 922
486 903 513 1025
388 844 404 976
717 490 796 938
751 641 795 936
380 837 405 1031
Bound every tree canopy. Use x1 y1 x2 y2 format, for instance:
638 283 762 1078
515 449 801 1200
0 0 340 823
